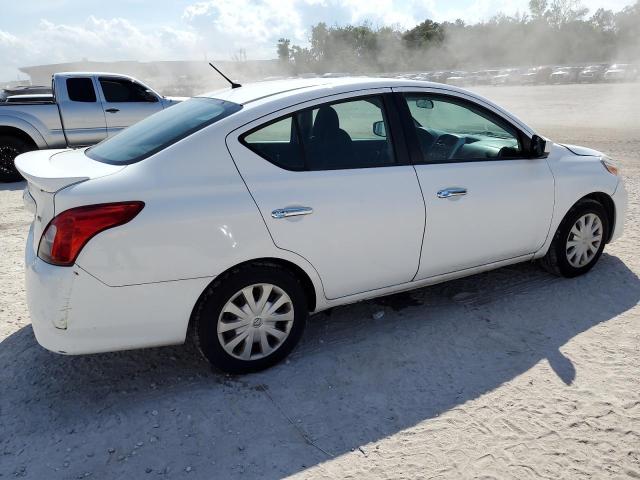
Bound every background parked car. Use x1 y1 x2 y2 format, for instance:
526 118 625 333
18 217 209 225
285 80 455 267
444 71 468 86
429 71 456 83
549 66 583 84
578 64 608 83
604 64 638 82
491 68 521 85
466 70 500 85
520 66 554 85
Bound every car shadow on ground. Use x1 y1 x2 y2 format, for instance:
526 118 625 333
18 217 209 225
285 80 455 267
1 254 638 479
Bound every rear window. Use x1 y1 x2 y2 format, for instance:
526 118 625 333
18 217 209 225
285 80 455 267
86 97 242 165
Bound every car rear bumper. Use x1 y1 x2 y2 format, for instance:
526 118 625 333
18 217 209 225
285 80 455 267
610 178 627 243
25 226 211 355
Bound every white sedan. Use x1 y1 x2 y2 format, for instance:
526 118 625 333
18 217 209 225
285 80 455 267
16 77 627 373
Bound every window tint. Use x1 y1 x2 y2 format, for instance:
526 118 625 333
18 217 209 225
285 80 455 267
302 98 394 170
66 78 96 102
243 116 304 170
402 94 522 163
100 78 157 103
86 97 242 165
242 96 395 171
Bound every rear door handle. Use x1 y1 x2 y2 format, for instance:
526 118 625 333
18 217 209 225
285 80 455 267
437 187 467 198
105 108 120 113
271 206 313 219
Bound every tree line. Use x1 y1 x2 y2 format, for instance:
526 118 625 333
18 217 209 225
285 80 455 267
276 0 640 73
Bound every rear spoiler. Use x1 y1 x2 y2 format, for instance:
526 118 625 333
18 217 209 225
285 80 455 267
14 149 124 193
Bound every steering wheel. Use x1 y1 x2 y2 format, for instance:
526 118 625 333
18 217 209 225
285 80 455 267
429 134 464 162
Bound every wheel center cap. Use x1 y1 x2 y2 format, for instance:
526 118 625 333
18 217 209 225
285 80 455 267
253 317 263 327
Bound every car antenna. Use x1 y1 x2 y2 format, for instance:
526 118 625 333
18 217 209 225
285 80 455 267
208 62 241 89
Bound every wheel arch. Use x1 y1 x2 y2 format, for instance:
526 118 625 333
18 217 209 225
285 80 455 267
188 256 320 335
0 119 47 149
0 125 38 147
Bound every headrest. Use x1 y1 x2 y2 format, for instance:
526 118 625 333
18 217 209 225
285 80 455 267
312 106 340 137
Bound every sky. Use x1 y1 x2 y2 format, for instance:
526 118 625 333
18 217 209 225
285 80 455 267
0 0 635 81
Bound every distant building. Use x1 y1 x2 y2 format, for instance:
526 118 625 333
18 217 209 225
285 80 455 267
19 59 282 96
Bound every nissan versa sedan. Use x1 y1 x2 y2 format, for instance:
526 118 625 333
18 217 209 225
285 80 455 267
16 77 627 373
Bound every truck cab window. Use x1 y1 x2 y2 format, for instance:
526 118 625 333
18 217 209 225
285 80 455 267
99 78 157 103
66 78 97 102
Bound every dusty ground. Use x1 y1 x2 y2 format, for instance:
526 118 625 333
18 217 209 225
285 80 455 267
1 83 639 479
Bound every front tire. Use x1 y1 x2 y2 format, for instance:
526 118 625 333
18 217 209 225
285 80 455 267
193 264 308 374
541 199 609 278
0 135 34 182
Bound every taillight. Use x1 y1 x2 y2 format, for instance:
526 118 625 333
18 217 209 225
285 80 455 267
38 201 144 266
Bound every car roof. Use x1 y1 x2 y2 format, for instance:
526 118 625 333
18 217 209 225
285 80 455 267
199 76 535 137
200 76 478 105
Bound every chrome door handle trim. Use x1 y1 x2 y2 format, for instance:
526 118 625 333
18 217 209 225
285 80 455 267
437 187 467 199
271 206 313 219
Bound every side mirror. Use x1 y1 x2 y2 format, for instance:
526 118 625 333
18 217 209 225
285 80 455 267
530 134 547 158
416 98 434 109
145 90 159 103
372 120 386 137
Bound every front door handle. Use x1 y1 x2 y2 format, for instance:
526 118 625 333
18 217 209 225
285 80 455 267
437 187 467 199
105 108 120 113
271 206 313 219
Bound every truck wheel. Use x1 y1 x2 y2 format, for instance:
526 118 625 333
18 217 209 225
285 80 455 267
0 135 34 182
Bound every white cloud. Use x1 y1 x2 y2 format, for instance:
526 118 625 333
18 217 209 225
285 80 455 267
0 16 199 81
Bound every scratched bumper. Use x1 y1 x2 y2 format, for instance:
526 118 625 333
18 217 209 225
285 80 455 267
25 225 209 355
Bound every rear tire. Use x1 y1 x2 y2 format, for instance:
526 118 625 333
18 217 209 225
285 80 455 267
541 199 608 278
0 135 34 182
193 264 308 374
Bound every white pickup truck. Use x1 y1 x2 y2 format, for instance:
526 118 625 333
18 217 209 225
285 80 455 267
0 72 184 181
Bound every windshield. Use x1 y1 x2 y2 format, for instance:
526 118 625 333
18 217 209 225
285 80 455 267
86 97 242 165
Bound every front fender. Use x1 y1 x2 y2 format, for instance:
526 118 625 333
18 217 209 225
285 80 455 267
534 143 619 258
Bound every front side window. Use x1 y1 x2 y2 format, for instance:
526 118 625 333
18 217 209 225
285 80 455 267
242 96 395 171
99 78 157 103
66 78 96 102
86 97 242 165
402 94 522 163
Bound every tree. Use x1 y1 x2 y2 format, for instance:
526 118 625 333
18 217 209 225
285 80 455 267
547 0 588 27
402 19 444 49
277 38 291 63
590 8 615 32
529 0 548 20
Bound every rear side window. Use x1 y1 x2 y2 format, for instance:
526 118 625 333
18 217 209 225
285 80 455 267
99 78 157 103
66 78 96 102
241 95 395 171
86 97 242 165
243 117 304 170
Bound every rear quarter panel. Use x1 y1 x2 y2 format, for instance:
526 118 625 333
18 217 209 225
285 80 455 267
55 122 325 304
